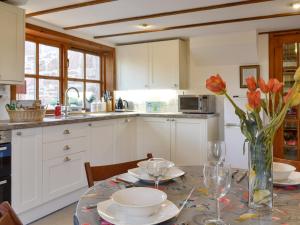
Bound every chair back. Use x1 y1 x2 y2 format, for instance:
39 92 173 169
0 202 22 225
85 153 153 187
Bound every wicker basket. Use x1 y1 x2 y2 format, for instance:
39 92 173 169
6 108 47 122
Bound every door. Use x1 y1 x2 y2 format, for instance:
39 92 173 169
137 117 171 160
115 118 137 163
0 2 24 84
11 128 42 213
116 43 149 90
171 118 207 166
43 152 87 202
89 120 115 165
150 40 179 89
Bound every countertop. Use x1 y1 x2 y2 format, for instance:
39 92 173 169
0 112 218 130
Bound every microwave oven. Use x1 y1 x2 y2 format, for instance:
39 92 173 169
178 95 216 113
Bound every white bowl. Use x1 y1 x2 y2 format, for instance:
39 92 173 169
273 162 296 181
111 187 167 217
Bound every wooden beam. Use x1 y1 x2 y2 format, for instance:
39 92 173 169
26 0 116 18
94 11 300 39
64 0 273 30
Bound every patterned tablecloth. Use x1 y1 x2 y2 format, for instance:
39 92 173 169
74 166 300 225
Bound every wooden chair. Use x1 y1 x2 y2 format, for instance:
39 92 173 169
84 153 153 187
0 202 22 225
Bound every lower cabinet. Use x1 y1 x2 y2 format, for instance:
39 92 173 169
137 117 171 160
12 128 43 213
43 152 87 202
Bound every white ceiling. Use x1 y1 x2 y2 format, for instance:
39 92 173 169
17 0 300 45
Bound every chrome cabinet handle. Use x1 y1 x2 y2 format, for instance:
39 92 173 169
166 118 170 121
16 131 22 136
124 118 130 123
63 129 70 135
88 123 92 127
174 84 178 88
63 145 71 151
64 156 71 162
0 180 7 186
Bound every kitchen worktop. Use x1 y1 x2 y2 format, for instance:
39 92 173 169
0 112 218 130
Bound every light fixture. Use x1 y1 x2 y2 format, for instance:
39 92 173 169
291 2 300 9
137 24 152 30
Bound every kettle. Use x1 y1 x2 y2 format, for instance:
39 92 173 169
115 98 128 111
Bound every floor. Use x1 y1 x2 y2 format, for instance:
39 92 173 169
29 203 76 225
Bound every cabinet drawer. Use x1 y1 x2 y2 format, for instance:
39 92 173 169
43 123 89 143
43 136 88 160
43 152 87 202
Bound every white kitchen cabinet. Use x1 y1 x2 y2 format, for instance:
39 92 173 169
117 43 149 90
115 118 137 163
12 128 43 213
89 120 115 166
137 117 171 160
43 152 87 202
116 39 187 90
0 2 24 84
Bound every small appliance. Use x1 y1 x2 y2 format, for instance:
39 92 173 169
115 98 128 112
178 95 216 113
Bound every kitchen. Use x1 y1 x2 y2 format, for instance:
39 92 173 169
0 0 300 225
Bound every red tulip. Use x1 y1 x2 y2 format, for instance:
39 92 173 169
206 74 226 95
247 91 261 110
258 78 270 93
246 76 257 91
268 79 283 93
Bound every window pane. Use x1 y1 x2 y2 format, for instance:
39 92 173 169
25 41 36 74
68 50 84 79
67 81 84 108
17 77 36 100
86 54 100 80
39 44 60 77
86 83 100 102
39 79 59 109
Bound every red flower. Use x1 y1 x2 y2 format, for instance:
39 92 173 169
206 74 226 95
268 79 283 93
258 78 270 93
247 91 261 110
246 76 257 91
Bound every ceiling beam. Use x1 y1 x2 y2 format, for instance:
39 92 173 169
26 0 116 18
94 11 300 39
64 0 273 30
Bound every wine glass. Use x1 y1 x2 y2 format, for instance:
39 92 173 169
146 158 174 189
207 141 226 165
203 164 231 225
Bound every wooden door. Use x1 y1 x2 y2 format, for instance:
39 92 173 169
270 31 300 170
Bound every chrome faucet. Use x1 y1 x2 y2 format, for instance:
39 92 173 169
64 87 80 117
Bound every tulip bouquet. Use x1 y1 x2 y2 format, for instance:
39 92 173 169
206 67 300 209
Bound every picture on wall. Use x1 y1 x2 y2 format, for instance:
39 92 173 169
240 65 260 88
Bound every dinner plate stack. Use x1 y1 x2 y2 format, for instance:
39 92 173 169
97 187 179 225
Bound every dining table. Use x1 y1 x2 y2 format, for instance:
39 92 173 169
74 166 300 225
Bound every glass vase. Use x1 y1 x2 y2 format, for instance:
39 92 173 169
248 136 273 210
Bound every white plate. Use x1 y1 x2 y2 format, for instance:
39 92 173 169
273 171 300 186
97 199 179 225
128 167 185 183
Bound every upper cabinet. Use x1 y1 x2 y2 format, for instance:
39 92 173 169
0 2 25 85
117 39 188 90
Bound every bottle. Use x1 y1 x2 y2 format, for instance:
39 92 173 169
91 102 98 113
54 102 61 116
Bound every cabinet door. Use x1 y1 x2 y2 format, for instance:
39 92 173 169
115 118 137 163
137 118 171 160
117 43 149 90
12 128 42 213
0 2 24 84
43 152 87 202
150 40 179 89
171 119 207 166
89 120 115 165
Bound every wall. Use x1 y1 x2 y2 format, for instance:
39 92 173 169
188 31 269 139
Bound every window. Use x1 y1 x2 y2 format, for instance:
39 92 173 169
17 41 102 110
67 50 101 108
18 41 61 109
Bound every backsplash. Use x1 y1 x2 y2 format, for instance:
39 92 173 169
0 85 10 120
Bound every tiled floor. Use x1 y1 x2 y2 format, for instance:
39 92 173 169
29 203 76 225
